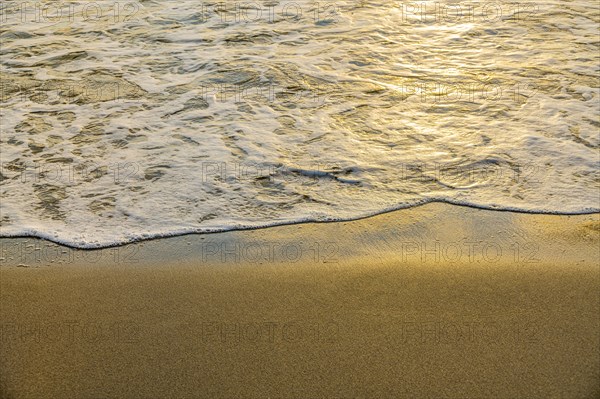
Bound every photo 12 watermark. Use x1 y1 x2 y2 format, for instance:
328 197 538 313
1 80 135 105
397 2 539 24
0 2 141 24
0 241 141 266
398 161 544 185
0 161 141 185
191 2 340 25
398 315 540 345
395 80 538 104
396 240 540 265
198 240 339 264
0 320 141 344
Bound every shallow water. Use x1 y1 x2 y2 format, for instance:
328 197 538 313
1 0 599 247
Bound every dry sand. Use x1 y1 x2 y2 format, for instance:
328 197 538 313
1 203 599 398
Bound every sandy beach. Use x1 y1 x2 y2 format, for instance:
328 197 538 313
1 203 599 398
2 1 598 398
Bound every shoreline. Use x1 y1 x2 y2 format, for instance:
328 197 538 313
1 203 599 398
2 199 599 250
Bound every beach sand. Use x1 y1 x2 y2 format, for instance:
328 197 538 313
1 203 599 398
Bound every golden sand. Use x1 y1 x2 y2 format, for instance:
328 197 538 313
1 203 599 398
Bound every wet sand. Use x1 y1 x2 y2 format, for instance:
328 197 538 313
1 203 599 398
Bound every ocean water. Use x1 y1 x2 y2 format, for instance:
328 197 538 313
0 0 598 248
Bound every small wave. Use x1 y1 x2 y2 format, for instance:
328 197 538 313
1 0 598 249
2 199 598 249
